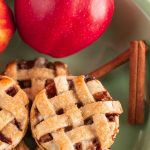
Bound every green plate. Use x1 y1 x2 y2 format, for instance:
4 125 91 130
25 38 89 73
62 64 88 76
1 1 150 150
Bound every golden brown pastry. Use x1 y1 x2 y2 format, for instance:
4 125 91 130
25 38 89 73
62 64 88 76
30 75 123 150
0 76 29 149
4 57 69 101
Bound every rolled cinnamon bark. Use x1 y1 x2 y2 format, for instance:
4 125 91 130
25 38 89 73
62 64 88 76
90 49 130 78
128 41 139 124
135 41 146 124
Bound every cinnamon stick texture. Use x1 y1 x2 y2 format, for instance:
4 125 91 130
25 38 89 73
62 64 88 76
135 41 146 124
128 40 146 124
128 41 139 124
90 49 130 78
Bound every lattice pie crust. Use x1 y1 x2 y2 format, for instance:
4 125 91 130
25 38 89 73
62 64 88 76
4 58 69 101
30 75 123 150
0 76 29 150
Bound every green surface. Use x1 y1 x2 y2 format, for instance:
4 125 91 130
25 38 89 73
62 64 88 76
1 0 150 149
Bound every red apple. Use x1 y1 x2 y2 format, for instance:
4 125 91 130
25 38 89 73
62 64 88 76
0 0 15 53
15 0 114 58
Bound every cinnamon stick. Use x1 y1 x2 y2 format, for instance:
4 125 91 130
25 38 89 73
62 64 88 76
90 45 147 79
128 40 146 124
128 41 139 124
135 41 146 124
90 49 130 78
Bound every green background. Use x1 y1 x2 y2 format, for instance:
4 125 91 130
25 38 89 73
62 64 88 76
1 0 150 149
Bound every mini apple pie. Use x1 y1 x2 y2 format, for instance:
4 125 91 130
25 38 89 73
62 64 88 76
30 75 123 150
4 58 69 101
0 76 29 149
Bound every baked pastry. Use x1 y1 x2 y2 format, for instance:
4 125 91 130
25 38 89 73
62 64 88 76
13 141 29 150
30 75 123 150
0 76 29 150
4 57 69 101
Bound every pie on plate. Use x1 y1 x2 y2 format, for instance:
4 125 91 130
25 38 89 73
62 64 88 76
0 76 29 150
30 75 123 150
4 58 69 101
